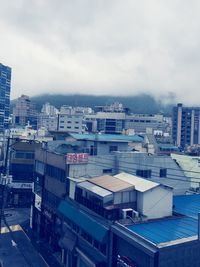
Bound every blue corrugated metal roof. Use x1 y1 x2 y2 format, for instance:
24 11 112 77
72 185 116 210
173 194 200 219
127 217 198 245
58 200 108 243
69 133 144 142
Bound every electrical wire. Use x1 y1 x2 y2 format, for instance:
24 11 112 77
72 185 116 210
77 160 200 184
87 158 200 182
90 155 200 175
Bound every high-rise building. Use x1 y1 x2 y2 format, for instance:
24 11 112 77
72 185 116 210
172 103 200 148
13 95 38 129
0 63 11 132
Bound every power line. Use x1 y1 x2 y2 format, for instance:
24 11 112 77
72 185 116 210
73 162 189 215
88 157 200 181
91 155 200 175
83 160 200 184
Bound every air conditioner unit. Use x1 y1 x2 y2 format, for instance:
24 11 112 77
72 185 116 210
122 208 139 219
132 210 139 218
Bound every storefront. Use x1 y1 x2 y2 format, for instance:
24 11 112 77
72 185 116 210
8 182 33 207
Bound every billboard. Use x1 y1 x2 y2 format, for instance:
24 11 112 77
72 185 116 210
66 153 89 164
9 182 33 189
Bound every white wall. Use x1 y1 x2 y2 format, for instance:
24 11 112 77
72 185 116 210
115 152 190 195
113 190 136 205
137 186 172 219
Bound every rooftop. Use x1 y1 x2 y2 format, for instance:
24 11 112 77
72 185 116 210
77 181 113 197
173 194 200 219
125 194 200 246
127 217 197 245
69 133 144 142
89 175 134 192
114 172 159 192
45 140 82 154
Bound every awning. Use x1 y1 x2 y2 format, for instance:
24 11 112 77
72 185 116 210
57 200 108 243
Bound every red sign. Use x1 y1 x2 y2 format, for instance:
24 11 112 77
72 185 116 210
66 153 89 164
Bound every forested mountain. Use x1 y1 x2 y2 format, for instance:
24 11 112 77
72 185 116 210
11 93 175 115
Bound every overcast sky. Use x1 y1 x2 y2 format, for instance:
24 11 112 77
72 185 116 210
1 0 200 103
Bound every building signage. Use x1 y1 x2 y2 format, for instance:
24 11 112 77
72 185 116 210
34 194 41 211
43 209 52 220
9 182 33 190
66 153 89 164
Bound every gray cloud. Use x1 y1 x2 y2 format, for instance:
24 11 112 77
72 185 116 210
0 0 200 104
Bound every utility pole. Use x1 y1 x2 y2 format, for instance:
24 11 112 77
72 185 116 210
0 136 11 234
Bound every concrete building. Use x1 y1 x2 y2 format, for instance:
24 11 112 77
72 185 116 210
65 151 189 196
85 112 126 134
171 153 200 190
112 194 200 267
76 173 172 220
60 105 93 115
30 137 193 267
38 114 58 131
55 175 198 267
44 173 172 266
57 114 85 133
32 140 87 250
38 102 59 131
115 173 172 219
9 139 41 207
85 112 170 136
66 133 145 156
125 114 169 134
172 103 200 148
41 102 59 116
0 63 11 132
94 102 127 113
12 95 38 129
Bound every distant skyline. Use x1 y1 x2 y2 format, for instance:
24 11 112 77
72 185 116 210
1 1 200 104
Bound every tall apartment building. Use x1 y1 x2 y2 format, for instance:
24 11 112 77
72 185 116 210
172 103 200 148
0 63 11 132
12 95 38 129
41 102 58 116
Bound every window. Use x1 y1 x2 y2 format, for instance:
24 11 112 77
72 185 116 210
160 168 167 178
136 169 152 178
43 189 60 208
109 146 118 152
90 145 97 156
103 169 112 174
46 164 65 182
35 160 45 175
15 152 34 159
